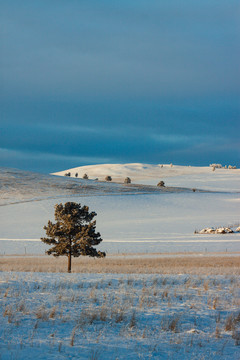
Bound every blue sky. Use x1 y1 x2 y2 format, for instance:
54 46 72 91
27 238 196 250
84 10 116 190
1 0 239 173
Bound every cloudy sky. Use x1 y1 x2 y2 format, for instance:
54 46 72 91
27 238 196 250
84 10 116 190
1 0 239 173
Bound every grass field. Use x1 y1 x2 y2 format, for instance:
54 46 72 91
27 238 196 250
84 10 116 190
1 254 240 275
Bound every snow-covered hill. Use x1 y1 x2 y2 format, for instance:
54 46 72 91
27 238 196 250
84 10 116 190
0 167 196 207
53 163 240 192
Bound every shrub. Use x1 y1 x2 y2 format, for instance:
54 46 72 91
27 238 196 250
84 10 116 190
105 176 112 182
157 181 165 187
124 177 131 184
83 173 89 180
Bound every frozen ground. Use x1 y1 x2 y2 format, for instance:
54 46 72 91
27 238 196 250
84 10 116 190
1 272 240 360
0 164 239 255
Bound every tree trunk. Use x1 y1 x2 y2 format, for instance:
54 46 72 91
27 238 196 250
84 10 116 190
68 253 71 273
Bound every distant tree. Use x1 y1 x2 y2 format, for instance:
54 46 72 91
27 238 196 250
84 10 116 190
157 181 165 187
83 173 89 179
41 202 105 273
64 172 71 177
124 177 131 184
105 176 112 182
75 173 78 178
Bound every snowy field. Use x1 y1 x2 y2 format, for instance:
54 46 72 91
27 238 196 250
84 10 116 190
1 272 240 360
1 192 240 255
0 164 240 255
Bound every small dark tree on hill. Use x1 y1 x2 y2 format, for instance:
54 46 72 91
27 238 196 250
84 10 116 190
157 181 165 187
105 175 112 182
83 173 89 179
124 177 131 184
41 202 105 273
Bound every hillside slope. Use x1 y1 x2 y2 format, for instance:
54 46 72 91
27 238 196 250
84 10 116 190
53 163 240 191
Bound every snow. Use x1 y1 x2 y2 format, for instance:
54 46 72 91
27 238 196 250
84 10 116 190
53 163 240 192
1 163 240 359
0 192 240 255
0 164 240 255
1 272 239 359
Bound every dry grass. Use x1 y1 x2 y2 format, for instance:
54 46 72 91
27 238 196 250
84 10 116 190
0 254 239 275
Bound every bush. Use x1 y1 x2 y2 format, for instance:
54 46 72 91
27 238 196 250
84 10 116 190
157 181 165 187
124 177 131 184
64 172 71 177
83 173 89 180
105 176 112 182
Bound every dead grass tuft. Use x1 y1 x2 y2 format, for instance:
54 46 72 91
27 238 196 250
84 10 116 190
225 312 240 332
161 314 181 333
35 305 49 321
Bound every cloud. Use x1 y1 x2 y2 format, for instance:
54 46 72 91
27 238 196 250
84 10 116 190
0 148 111 173
1 1 239 99
151 134 200 144
0 1 239 172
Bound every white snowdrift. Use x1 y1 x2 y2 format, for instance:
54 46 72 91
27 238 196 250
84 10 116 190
197 227 237 234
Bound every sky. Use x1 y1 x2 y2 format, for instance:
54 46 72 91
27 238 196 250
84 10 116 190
0 0 239 173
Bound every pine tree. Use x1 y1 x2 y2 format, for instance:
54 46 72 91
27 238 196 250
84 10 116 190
41 202 105 273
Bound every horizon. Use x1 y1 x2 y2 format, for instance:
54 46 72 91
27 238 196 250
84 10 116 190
1 1 239 173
